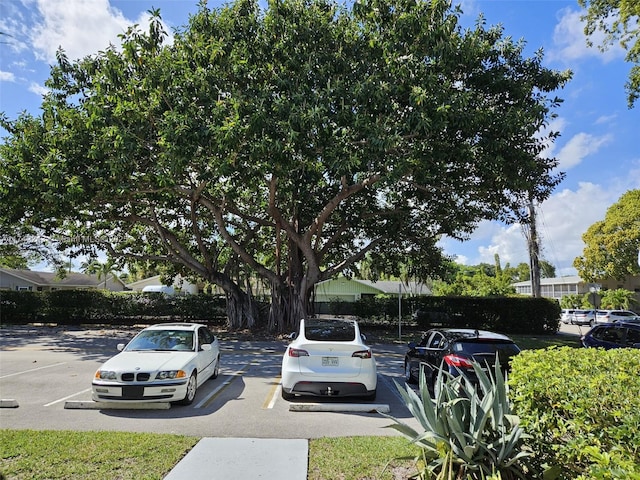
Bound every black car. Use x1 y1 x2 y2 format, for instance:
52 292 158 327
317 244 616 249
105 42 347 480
581 322 640 349
403 328 521 394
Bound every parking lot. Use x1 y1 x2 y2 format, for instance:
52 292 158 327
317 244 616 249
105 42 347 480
0 325 418 438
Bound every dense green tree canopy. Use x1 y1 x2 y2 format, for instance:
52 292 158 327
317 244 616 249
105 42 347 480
574 189 640 281
579 0 640 107
0 0 570 330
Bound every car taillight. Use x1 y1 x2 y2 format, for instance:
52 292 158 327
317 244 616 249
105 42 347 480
352 349 371 359
288 348 309 357
443 354 474 368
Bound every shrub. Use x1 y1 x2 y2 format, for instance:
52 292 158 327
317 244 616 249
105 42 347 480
382 360 533 479
509 347 640 479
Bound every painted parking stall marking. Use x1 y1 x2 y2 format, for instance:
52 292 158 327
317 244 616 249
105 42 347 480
194 363 252 409
0 362 67 379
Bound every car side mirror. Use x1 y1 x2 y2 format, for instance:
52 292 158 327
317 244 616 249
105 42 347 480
360 334 367 342
117 343 125 351
408 342 416 349
287 332 297 340
201 344 212 351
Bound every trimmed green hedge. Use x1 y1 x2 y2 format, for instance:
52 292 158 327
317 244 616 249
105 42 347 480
318 295 561 335
509 347 640 479
1 290 561 335
0 290 228 325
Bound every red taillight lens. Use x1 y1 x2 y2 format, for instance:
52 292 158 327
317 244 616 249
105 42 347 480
443 354 473 368
288 348 309 357
352 349 371 359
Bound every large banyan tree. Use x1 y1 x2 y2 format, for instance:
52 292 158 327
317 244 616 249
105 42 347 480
0 0 570 331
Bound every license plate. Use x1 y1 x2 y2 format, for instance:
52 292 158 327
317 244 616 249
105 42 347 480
322 356 339 367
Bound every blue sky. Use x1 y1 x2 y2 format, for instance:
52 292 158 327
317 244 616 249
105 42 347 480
1 0 638 276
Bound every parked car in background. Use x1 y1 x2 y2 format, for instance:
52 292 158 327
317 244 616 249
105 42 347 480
92 323 220 405
281 317 377 401
570 309 597 326
581 322 640 349
594 309 639 324
403 328 521 396
560 309 576 324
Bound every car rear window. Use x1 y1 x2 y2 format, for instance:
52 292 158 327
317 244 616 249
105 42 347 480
305 320 356 342
453 340 520 357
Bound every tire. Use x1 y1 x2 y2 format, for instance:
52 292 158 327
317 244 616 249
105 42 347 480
281 388 295 401
177 372 197 405
210 356 220 380
404 360 416 384
363 389 377 401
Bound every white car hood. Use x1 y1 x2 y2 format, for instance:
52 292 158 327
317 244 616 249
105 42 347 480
102 351 197 372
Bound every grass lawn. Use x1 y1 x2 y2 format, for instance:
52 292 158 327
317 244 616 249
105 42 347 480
0 333 580 480
0 430 420 480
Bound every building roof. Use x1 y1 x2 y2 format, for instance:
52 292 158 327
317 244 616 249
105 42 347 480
511 275 583 287
315 278 431 295
0 268 122 288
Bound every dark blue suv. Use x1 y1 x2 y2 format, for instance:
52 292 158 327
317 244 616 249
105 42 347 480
581 322 640 349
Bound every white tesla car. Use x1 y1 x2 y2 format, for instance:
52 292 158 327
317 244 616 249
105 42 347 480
281 317 377 401
92 323 220 405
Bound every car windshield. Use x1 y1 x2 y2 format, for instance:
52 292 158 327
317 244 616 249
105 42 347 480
126 330 194 351
305 319 356 342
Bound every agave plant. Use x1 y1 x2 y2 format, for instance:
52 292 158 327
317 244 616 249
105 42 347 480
381 358 533 480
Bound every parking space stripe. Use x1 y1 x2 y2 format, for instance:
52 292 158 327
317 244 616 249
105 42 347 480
263 377 281 409
44 388 91 407
0 362 67 379
194 363 251 409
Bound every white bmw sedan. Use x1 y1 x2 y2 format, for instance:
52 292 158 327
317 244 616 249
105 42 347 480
92 323 220 405
281 317 377 401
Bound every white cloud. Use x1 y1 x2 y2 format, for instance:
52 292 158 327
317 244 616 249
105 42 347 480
440 181 629 275
28 82 49 96
549 7 624 64
28 0 170 63
0 70 16 82
30 0 132 62
594 114 617 125
556 132 612 170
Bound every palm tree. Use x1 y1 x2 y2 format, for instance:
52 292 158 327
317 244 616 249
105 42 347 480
81 259 116 290
600 288 637 310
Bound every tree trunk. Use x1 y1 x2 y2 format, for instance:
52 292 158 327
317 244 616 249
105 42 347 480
208 272 260 330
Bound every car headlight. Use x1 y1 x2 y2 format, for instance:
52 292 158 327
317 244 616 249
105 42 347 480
95 370 117 380
156 370 187 380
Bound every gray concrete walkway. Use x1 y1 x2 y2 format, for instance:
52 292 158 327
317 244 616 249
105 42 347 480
164 438 308 480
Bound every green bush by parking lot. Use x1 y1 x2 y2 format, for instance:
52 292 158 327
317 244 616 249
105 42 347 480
0 290 228 326
509 347 640 479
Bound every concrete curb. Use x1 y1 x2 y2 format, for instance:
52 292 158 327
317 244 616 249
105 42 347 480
0 399 19 408
289 402 390 413
64 400 171 410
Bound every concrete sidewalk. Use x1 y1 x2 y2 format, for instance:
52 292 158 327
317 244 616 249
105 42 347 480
164 437 308 480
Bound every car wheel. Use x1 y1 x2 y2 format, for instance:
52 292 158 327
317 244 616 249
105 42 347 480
281 388 295 401
211 355 220 380
404 361 416 384
363 389 377 401
177 372 197 405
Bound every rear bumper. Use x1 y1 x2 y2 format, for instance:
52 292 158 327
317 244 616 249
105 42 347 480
284 381 373 398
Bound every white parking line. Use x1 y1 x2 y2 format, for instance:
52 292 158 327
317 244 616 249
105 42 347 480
265 381 281 409
0 362 67 379
44 388 91 407
194 364 251 409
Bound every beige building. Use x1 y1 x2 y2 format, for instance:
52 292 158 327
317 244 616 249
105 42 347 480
512 275 640 303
